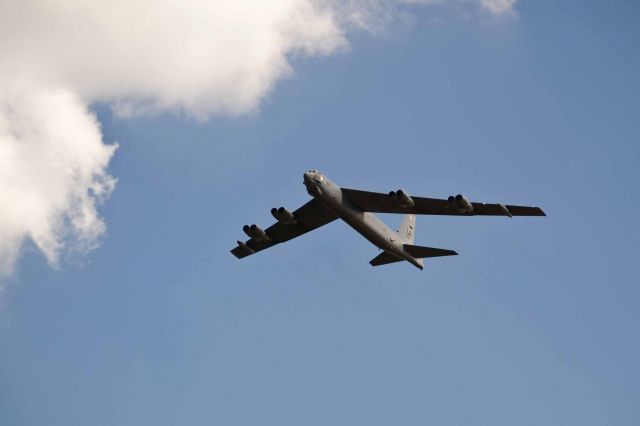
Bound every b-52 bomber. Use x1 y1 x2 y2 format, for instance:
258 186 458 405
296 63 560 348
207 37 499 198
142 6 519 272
231 171 545 270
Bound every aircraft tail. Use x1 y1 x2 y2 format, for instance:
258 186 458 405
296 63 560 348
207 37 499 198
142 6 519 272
370 216 457 269
398 214 416 244
398 216 457 259
403 244 458 259
369 245 456 269
369 251 403 267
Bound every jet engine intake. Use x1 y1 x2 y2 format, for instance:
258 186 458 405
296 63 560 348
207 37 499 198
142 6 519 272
454 194 473 213
389 189 414 208
271 207 297 224
243 224 271 242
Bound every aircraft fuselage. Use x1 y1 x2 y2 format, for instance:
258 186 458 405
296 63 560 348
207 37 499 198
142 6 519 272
303 171 422 269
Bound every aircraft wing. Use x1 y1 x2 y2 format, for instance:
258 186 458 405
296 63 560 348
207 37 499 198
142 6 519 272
341 187 545 217
231 198 337 259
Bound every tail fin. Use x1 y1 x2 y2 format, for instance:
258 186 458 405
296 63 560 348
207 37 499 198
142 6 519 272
403 244 458 258
398 214 416 244
370 251 403 267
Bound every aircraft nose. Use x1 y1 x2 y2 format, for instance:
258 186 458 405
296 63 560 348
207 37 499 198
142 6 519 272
303 172 313 184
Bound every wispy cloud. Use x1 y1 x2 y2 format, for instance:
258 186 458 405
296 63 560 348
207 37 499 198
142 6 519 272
479 0 517 16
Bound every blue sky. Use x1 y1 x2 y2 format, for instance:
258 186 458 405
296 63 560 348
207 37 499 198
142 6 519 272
1 1 639 425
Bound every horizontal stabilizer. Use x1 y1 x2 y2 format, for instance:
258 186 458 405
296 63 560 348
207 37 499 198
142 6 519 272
370 251 403 267
403 244 458 258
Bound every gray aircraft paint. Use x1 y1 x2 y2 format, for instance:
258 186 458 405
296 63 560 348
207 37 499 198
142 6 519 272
303 171 425 269
231 170 544 269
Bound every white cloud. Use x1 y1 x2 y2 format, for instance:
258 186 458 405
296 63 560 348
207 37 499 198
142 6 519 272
0 0 349 118
0 88 116 276
0 0 516 278
479 0 517 15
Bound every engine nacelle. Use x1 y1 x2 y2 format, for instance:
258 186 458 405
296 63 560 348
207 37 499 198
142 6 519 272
455 194 473 213
389 189 414 208
237 240 255 254
243 224 271 242
271 207 297 224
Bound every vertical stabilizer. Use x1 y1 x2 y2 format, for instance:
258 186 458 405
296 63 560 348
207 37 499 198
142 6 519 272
398 214 416 244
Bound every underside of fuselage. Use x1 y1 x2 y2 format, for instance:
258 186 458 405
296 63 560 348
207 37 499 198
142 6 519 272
304 172 427 269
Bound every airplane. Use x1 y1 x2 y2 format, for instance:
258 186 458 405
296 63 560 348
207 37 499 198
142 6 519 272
231 171 545 270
